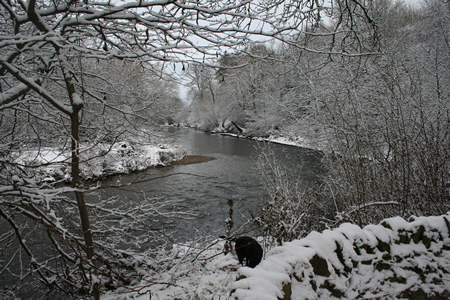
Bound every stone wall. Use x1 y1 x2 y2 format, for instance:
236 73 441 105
230 213 450 299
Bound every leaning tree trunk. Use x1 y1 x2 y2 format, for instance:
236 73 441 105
71 106 100 299
61 54 99 297
60 52 95 260
70 107 94 260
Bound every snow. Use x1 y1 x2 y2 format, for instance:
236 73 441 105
230 213 450 299
0 82 30 104
265 135 312 149
10 132 448 299
72 92 83 106
102 239 241 299
14 141 186 183
219 131 324 151
101 213 450 299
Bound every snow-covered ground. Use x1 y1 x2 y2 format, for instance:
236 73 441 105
231 213 450 299
218 131 328 152
102 213 450 300
14 141 186 183
101 238 266 300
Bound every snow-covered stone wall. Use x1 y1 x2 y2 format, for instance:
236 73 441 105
231 213 450 299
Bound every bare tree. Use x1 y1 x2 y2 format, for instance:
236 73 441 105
184 63 222 129
310 0 449 225
0 0 381 298
197 0 448 238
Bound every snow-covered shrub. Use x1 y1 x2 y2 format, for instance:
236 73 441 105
312 1 449 225
253 146 324 244
102 237 242 299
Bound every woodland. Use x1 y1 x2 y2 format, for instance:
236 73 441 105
0 0 448 298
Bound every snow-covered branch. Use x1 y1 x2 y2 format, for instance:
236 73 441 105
0 0 383 297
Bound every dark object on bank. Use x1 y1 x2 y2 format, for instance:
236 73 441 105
220 236 263 268
171 155 215 165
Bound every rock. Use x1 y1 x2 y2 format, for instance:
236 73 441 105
310 254 330 277
280 281 292 300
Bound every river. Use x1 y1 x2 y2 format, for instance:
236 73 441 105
87 127 323 243
0 128 323 298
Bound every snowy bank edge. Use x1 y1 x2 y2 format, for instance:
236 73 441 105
14 141 187 183
216 131 321 151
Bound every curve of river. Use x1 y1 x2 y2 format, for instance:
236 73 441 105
86 127 323 242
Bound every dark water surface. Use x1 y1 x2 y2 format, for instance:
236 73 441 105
87 128 322 241
0 128 322 298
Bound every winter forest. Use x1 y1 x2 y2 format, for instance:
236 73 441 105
0 0 448 299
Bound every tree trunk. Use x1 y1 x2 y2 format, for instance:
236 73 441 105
231 121 244 133
71 106 99 299
71 106 94 259
58 45 99 297
61 57 95 261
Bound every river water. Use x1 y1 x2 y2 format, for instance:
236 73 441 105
0 128 322 298
86 127 323 242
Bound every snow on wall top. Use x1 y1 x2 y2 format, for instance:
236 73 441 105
231 213 450 300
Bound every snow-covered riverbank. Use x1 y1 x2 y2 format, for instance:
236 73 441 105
15 141 186 183
212 128 330 153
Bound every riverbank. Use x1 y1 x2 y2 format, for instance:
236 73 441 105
200 124 330 153
218 131 318 149
14 141 187 184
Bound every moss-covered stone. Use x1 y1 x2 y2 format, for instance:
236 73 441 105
398 288 431 300
231 214 449 300
443 216 450 233
382 253 392 261
387 276 407 284
353 242 361 256
292 272 302 283
397 229 411 244
335 242 345 265
381 221 392 229
375 261 390 271
334 241 351 274
235 274 246 281
393 255 403 263
422 234 432 248
310 279 317 291
362 244 375 254
361 259 372 265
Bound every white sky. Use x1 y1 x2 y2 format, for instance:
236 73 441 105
403 0 423 7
